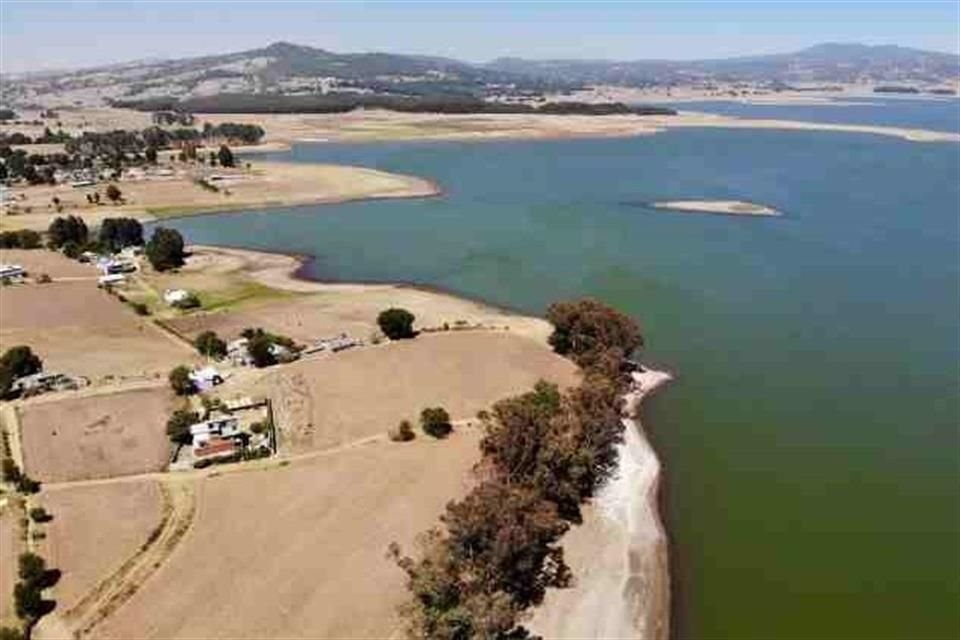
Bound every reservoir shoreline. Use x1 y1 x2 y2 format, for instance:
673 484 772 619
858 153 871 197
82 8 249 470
185 240 676 638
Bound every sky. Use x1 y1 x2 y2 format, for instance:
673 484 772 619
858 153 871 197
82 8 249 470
1 1 958 74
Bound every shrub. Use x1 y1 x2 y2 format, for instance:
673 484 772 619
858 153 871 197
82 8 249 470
1 458 21 484
194 331 227 359
166 408 199 444
0 626 25 640
168 365 195 396
28 508 51 524
0 230 41 249
377 308 416 340
420 407 452 439
218 144 235 167
105 184 123 203
389 419 416 442
129 301 150 316
247 334 276 368
35 273 52 284
61 240 82 260
16 476 40 495
146 227 185 272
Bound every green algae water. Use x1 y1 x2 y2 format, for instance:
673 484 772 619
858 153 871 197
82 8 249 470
164 127 960 639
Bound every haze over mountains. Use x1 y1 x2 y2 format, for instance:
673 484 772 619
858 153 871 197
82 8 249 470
3 41 957 107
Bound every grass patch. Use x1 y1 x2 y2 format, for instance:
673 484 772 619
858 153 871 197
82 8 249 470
196 280 297 313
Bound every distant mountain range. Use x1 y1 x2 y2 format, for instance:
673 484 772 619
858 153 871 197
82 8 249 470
3 41 957 107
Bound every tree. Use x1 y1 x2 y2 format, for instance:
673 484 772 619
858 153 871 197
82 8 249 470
168 365 195 396
546 298 643 368
389 419 416 442
46 215 88 249
0 346 42 387
377 308 416 340
98 217 143 251
217 144 235 168
166 408 199 444
247 333 276 368
17 553 46 587
28 507 52 523
420 407 452 438
194 331 227 359
105 184 123 204
13 581 43 620
145 146 158 164
146 227 185 271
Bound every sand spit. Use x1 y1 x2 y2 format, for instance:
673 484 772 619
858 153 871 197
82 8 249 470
182 109 960 146
652 200 780 217
530 368 672 640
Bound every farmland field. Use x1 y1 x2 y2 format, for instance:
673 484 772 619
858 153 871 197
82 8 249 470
94 430 482 639
39 481 165 613
19 386 177 482
227 331 579 453
0 279 196 381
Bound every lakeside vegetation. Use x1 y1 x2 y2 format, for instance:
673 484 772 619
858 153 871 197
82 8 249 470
111 94 677 117
390 298 641 638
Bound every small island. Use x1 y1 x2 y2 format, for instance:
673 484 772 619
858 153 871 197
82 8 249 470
652 199 780 217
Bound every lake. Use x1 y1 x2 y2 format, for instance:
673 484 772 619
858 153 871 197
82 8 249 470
163 124 960 639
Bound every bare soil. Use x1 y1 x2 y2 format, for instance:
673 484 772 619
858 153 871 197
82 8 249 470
222 331 579 453
0 249 99 279
38 481 165 613
0 508 25 627
94 430 481 639
0 280 197 382
19 386 178 482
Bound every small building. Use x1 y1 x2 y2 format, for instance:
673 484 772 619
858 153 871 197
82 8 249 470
227 337 252 366
0 264 26 280
10 372 82 397
98 273 126 286
100 259 137 275
193 436 238 464
190 416 241 448
188 366 224 392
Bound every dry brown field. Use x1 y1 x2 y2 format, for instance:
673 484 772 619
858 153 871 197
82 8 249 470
220 331 579 453
38 481 164 612
0 249 98 279
0 508 25 627
19 386 177 482
0 161 436 232
95 430 481 639
0 279 196 381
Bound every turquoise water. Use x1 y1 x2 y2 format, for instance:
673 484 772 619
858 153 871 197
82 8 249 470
665 96 960 133
164 128 959 639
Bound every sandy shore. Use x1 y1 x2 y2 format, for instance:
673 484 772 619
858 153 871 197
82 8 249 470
0 160 438 231
530 368 672 639
653 199 780 217
185 109 960 146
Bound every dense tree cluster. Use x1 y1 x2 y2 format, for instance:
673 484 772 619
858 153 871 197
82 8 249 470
392 298 640 638
0 229 41 249
115 93 678 117
546 298 643 369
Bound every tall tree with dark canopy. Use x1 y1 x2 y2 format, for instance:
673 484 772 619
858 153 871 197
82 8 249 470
217 144 235 167
98 217 144 252
46 215 88 249
377 307 416 340
146 227 185 271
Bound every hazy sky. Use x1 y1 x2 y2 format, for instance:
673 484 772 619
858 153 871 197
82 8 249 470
2 1 958 73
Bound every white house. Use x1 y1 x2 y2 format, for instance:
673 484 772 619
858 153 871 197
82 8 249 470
0 264 25 279
190 416 240 448
188 366 224 391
